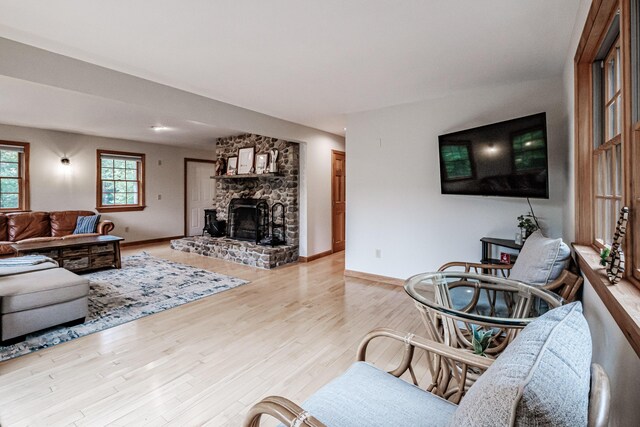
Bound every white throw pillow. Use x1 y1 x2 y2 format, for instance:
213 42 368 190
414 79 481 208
509 230 570 286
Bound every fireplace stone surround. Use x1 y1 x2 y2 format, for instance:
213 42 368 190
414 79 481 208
171 133 299 269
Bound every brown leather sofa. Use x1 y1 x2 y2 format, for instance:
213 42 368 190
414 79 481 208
0 211 114 255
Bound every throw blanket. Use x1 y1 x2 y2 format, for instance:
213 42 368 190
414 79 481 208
0 256 57 267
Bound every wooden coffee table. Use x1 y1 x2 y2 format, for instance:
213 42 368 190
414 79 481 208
11 235 124 273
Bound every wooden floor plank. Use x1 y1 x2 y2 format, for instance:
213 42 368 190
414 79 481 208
0 243 431 426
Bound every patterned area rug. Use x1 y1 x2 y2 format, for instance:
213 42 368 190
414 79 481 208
0 253 249 361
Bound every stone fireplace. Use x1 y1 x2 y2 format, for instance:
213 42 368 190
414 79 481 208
171 133 299 269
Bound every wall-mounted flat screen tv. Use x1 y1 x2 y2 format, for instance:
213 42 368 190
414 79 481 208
438 112 549 199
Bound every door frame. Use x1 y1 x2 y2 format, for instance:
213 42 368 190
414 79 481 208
184 158 217 236
331 149 346 253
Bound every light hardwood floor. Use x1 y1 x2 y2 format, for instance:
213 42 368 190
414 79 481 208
0 244 432 426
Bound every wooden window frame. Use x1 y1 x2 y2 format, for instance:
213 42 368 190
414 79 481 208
574 0 640 358
0 140 29 213
96 149 146 213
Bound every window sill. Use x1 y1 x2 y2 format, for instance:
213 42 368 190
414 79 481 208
573 244 640 358
96 206 146 213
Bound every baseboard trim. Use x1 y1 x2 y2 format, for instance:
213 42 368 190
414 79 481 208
121 235 184 247
299 249 333 263
343 269 405 286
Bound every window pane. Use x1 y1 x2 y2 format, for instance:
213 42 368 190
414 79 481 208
595 198 604 243
616 47 621 91
101 158 113 168
608 58 616 99
102 193 114 205
126 193 138 204
0 178 18 193
0 151 18 162
615 144 622 196
616 94 622 135
125 169 137 180
126 182 137 193
125 160 137 169
607 101 618 139
0 193 18 209
113 159 126 169
0 162 18 178
604 199 613 245
113 168 126 180
101 167 114 180
604 150 613 195
115 181 127 193
114 193 127 204
102 181 115 192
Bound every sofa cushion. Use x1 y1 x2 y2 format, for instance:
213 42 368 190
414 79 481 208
297 362 456 427
0 267 89 313
0 214 7 241
7 212 50 241
50 210 96 237
509 230 571 286
73 215 101 234
451 302 591 427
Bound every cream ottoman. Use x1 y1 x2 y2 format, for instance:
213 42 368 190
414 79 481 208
0 262 89 344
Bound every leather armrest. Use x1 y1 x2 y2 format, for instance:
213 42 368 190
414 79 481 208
97 220 115 235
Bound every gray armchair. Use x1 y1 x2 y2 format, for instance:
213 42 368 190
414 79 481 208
244 303 609 427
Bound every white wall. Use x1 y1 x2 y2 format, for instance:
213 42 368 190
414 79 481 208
561 2 640 426
345 77 567 279
299 136 346 257
582 278 640 426
0 123 215 243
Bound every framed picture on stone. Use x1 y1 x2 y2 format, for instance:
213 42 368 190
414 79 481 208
255 153 269 174
238 147 255 174
226 156 238 175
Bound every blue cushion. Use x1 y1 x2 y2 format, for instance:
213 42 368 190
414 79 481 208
73 215 100 234
296 362 456 427
451 302 591 426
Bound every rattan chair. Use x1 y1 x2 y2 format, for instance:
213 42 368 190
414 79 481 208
244 326 610 427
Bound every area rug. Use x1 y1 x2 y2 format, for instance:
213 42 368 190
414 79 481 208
0 252 249 361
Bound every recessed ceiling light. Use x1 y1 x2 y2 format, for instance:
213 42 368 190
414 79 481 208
343 127 347 131
151 125 170 131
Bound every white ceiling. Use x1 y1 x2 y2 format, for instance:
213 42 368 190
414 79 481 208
0 76 241 149
0 0 582 138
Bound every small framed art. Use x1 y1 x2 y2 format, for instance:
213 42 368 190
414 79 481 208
255 153 269 174
226 156 238 175
238 147 255 174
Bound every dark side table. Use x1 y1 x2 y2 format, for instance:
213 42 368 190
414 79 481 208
480 237 522 264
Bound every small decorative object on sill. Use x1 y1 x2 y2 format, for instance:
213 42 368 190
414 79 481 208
268 148 279 173
215 158 226 176
599 246 611 267
605 206 629 285
471 325 494 357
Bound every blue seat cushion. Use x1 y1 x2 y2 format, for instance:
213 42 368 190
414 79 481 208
298 362 456 427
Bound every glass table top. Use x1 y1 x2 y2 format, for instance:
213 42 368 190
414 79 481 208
404 271 564 328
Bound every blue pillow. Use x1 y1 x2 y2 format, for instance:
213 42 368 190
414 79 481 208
73 215 101 234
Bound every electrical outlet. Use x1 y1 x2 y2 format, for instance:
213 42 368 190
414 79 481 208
158 159 162 166
157 194 162 200
124 226 130 233
375 249 382 258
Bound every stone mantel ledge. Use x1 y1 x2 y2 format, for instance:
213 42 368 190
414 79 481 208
573 244 640 358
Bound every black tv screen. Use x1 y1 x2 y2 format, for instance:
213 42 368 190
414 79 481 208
438 112 549 199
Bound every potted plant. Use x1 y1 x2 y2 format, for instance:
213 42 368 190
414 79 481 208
517 212 539 242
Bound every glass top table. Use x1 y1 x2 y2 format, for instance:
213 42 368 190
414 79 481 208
405 271 563 329
404 271 564 402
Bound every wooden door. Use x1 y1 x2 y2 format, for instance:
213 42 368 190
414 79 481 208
185 160 216 236
332 150 346 252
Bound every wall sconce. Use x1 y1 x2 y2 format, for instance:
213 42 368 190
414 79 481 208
60 157 70 166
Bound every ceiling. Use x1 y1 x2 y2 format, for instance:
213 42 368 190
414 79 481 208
0 0 582 139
